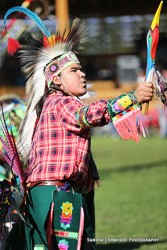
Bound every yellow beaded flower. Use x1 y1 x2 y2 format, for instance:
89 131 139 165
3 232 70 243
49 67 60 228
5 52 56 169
118 96 132 109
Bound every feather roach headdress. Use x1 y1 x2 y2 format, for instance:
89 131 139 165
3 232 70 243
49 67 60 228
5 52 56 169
4 6 87 163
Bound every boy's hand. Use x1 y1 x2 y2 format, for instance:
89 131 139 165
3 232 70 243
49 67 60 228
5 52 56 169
134 82 153 104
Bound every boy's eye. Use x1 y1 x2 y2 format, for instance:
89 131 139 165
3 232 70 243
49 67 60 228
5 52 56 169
71 69 78 72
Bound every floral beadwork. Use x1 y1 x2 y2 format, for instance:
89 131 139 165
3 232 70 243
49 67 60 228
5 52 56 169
58 239 69 250
60 202 74 229
107 91 137 118
116 96 132 109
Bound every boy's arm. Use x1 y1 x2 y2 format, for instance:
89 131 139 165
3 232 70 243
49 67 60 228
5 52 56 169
58 82 153 132
76 91 138 129
76 81 153 129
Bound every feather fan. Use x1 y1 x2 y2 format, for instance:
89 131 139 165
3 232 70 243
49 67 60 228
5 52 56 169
0 103 24 183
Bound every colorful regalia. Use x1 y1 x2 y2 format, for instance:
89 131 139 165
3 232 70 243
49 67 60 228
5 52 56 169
0 2 167 250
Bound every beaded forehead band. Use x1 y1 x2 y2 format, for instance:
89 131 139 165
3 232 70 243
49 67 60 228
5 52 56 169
44 51 80 87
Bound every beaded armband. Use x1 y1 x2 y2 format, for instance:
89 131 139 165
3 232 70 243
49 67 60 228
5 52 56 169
107 90 139 119
76 106 93 128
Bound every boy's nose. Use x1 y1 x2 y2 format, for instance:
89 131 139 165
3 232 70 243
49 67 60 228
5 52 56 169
80 71 86 78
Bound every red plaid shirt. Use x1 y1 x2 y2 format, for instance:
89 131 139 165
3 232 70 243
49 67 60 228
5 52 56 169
25 92 110 191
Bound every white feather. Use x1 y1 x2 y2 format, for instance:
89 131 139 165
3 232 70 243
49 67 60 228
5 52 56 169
17 44 71 162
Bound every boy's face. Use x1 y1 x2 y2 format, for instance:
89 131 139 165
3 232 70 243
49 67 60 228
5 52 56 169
60 63 87 97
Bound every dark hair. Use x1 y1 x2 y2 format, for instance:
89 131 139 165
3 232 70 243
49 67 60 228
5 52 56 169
35 80 68 118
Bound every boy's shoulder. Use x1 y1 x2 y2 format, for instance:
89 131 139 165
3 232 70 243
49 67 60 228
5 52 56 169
45 93 82 107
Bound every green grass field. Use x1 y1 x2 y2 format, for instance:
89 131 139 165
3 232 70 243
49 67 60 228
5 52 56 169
91 136 167 250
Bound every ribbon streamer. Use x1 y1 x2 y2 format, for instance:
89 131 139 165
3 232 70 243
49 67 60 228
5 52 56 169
142 1 163 115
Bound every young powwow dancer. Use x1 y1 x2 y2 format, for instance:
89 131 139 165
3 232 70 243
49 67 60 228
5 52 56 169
0 6 155 250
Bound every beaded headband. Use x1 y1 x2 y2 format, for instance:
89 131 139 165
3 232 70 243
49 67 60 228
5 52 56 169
44 51 80 87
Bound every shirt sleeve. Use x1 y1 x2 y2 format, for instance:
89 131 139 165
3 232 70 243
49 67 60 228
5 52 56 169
57 91 139 132
57 96 109 132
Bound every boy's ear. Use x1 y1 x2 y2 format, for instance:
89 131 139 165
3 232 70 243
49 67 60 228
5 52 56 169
52 75 61 85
